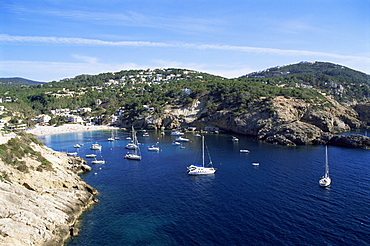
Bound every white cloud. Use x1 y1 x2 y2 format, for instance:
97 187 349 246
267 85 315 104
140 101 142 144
1 34 368 64
72 54 99 64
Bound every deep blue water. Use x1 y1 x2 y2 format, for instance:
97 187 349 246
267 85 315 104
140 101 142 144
38 130 370 246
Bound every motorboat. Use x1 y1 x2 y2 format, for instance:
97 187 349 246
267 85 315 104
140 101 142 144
232 136 239 141
90 143 102 150
85 154 97 158
124 153 141 160
148 142 160 151
91 159 105 164
240 149 250 153
67 152 78 156
170 131 184 136
175 136 190 142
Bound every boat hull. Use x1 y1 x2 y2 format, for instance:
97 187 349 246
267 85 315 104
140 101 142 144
319 177 331 187
187 165 216 175
125 154 141 160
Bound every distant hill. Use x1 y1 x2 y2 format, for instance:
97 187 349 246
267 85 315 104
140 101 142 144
0 77 45 86
244 61 370 85
241 61 370 103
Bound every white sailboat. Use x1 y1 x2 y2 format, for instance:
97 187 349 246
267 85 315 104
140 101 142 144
319 146 331 187
124 126 141 160
187 136 216 175
108 131 115 141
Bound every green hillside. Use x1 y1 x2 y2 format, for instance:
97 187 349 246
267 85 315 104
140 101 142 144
241 61 370 103
0 62 369 127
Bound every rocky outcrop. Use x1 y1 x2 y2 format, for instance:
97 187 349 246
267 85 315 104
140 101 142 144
0 141 97 246
124 95 369 147
354 103 370 124
329 134 370 148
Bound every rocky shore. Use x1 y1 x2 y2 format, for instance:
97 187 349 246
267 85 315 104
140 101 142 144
0 137 97 245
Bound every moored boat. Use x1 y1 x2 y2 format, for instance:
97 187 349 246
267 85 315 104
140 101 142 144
187 136 216 175
90 143 102 150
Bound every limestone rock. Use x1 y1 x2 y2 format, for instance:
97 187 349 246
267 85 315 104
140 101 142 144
0 142 98 246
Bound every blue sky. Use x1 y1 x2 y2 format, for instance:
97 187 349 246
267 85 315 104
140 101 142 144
1 0 369 81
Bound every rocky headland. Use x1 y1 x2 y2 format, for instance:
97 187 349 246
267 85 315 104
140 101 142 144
128 95 370 148
0 134 97 245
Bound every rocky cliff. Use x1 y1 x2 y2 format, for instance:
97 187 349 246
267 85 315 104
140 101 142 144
0 136 97 246
129 95 370 148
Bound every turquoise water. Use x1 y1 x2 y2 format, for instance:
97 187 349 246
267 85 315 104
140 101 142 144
38 130 370 245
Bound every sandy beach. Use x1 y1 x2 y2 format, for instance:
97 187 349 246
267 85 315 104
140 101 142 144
26 124 120 136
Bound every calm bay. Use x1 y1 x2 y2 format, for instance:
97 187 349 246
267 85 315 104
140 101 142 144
38 130 370 245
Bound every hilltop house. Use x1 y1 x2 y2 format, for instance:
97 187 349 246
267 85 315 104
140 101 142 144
37 114 51 124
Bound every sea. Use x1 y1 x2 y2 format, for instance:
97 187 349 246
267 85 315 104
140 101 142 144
37 129 370 246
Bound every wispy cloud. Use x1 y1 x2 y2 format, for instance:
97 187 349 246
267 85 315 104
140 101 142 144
8 5 220 33
72 54 99 64
1 34 369 62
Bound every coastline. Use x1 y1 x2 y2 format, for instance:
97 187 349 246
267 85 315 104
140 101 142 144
27 123 120 136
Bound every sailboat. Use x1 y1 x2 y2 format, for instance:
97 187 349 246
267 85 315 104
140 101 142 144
108 131 115 141
124 126 141 160
187 136 216 175
319 146 331 187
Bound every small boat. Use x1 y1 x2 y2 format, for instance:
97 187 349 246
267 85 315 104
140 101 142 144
319 146 331 187
90 143 102 150
67 152 78 156
114 136 120 140
148 142 160 151
175 136 190 142
194 134 201 137
148 145 160 151
187 136 216 175
160 132 165 136
240 149 250 153
252 162 260 166
232 136 239 141
73 144 81 148
108 131 115 141
172 141 181 146
171 131 184 136
143 132 150 137
91 158 105 164
85 154 97 158
125 142 139 150
124 153 142 160
124 126 141 160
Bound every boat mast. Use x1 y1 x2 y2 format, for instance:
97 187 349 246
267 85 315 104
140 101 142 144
325 145 329 178
202 136 205 167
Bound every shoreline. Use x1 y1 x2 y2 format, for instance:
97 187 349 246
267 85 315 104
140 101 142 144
27 123 120 136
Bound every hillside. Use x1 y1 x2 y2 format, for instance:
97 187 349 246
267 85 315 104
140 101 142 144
0 62 369 147
0 77 45 86
242 61 370 104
